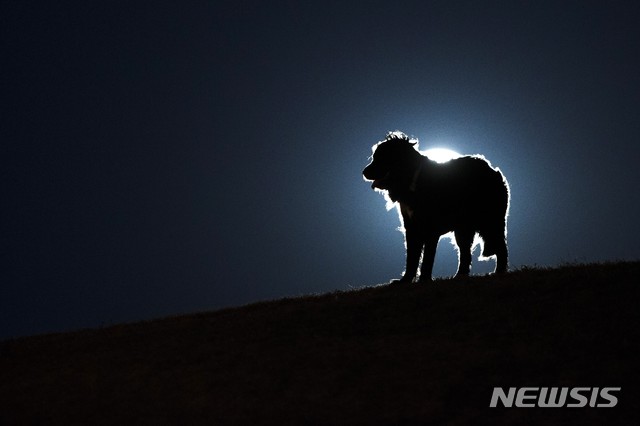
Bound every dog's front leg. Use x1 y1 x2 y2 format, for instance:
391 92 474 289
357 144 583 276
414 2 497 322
418 234 439 282
400 226 423 283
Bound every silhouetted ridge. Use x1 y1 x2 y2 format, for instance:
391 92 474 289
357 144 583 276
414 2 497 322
1 262 639 425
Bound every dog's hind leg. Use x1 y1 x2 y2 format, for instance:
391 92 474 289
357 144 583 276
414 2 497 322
454 229 474 278
480 224 508 274
494 234 508 274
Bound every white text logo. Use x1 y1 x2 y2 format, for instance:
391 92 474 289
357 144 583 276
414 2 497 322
489 387 620 408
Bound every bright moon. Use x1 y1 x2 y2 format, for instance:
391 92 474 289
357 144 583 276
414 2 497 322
422 148 462 163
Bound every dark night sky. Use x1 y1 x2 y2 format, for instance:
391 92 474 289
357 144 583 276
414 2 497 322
2 1 639 339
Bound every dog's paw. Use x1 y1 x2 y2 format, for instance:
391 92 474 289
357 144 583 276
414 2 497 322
453 271 470 280
389 275 414 285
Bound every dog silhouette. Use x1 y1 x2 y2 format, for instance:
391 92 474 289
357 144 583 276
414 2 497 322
363 131 510 282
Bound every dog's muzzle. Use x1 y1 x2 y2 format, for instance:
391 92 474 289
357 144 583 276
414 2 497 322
370 172 390 190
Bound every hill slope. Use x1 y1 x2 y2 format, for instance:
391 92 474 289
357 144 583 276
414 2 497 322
1 262 639 425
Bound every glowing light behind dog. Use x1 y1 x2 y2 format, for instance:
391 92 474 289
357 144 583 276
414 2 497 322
422 148 461 163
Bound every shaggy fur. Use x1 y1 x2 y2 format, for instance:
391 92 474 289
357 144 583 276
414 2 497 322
363 131 510 282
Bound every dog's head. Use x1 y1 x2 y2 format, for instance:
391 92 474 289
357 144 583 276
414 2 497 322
363 131 421 191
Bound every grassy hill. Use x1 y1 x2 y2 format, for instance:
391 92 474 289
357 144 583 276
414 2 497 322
1 262 639 425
